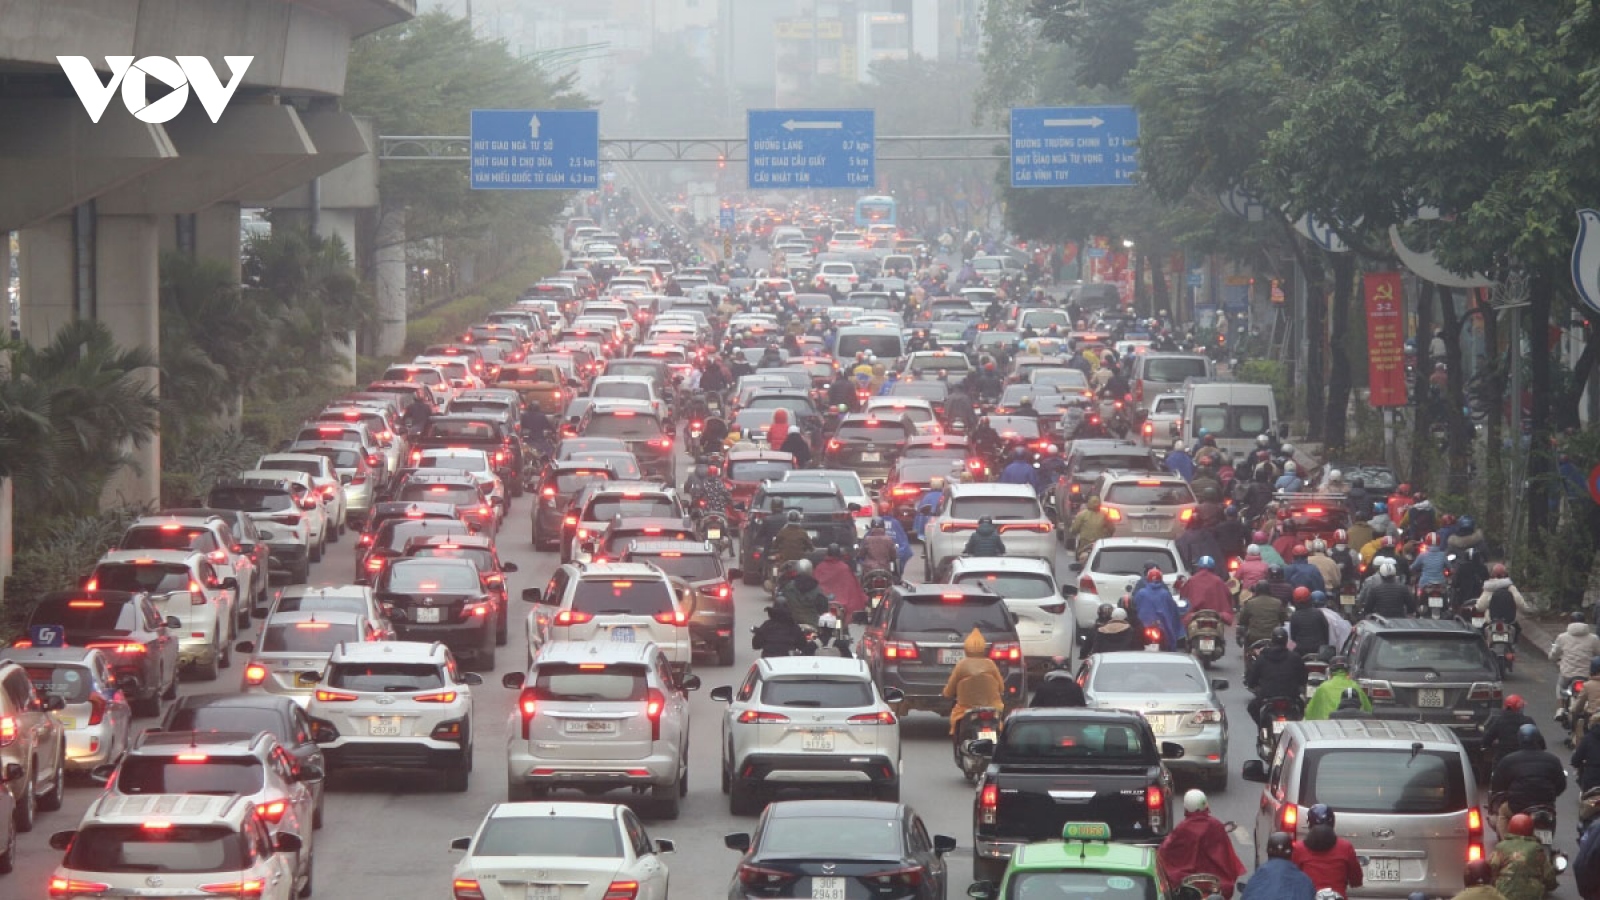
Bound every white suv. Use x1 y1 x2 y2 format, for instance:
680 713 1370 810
920 483 1056 579
1066 537 1189 629
118 515 262 632
256 453 347 540
710 656 904 815
47 793 304 900
304 641 483 792
238 469 330 561
502 640 699 819
525 563 692 674
87 550 239 680
948 556 1078 670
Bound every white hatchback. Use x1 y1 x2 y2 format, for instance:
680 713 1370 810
948 557 1078 669
863 396 941 436
920 483 1055 579
1066 537 1190 629
450 802 673 900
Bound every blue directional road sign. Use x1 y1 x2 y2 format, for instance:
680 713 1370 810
470 109 599 190
719 206 735 233
747 109 874 190
1010 106 1139 188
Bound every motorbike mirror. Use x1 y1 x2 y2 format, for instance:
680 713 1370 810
965 738 995 757
1241 759 1269 783
1210 678 1230 692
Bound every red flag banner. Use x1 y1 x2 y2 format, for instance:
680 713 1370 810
1364 271 1409 407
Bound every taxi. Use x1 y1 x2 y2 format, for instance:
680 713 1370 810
968 821 1166 899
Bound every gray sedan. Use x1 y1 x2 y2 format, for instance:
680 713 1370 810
1080 650 1231 790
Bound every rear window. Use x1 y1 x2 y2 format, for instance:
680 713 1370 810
1021 309 1071 328
259 459 323 477
999 719 1152 762
760 678 873 709
583 412 664 440
836 420 910 441
759 816 902 857
955 572 1054 600
377 520 471 551
627 552 723 582
1091 660 1211 694
65 824 246 874
121 527 213 553
399 484 480 506
570 578 674 615
1142 357 1210 383
533 663 647 702
763 493 844 515
92 563 191 595
408 545 494 573
892 597 1013 634
164 707 288 742
586 496 680 521
1368 635 1498 675
1104 482 1195 506
383 562 480 594
1093 549 1179 576
208 486 291 512
417 453 488 473
1299 748 1468 814
594 382 651 402
907 355 970 374
835 332 903 359
985 419 1042 440
260 621 360 653
1007 872 1157 900
1078 453 1159 476
1191 404 1271 439
948 497 1042 521
29 599 138 633
871 404 934 424
299 427 359 444
501 367 560 384
730 460 795 482
273 592 367 616
426 420 500 441
549 470 614 495
474 817 624 858
117 754 263 795
386 368 442 384
25 665 93 702
327 662 444 692
303 448 362 469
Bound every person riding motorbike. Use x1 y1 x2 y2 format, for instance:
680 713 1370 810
1246 628 1308 724
1448 513 1487 555
1157 790 1247 899
1312 591 1351 648
1287 586 1330 656
1358 559 1416 618
1030 668 1087 707
1090 607 1143 655
998 446 1039 490
778 558 830 629
1292 805 1363 898
943 628 1005 739
1488 813 1560 900
1175 516 1224 571
1490 724 1568 839
1477 563 1532 644
1180 556 1236 630
1571 657 1600 739
963 516 1007 557
1483 696 1542 767
1550 615 1600 702
1455 859 1510 900
1237 544 1270 592
1238 580 1289 647
752 604 811 658
813 544 868 623
1132 567 1185 651
770 510 815 571
1304 657 1371 720
1283 544 1327 595
1274 460 1306 493
520 402 552 453
914 476 948 539
1070 496 1116 559
1241 832 1315 900
859 519 900 577
404 394 432 434
685 462 732 516
1572 713 1600 791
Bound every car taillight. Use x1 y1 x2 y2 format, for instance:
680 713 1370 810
940 522 975 532
366 557 387 572
988 642 1022 662
827 438 842 452
358 533 374 547
542 486 557 498
200 881 264 899
1078 574 1097 592
862 867 923 890
1363 679 1395 702
518 688 537 739
1279 802 1298 833
0 715 16 746
1467 807 1484 861
51 880 112 898
890 485 921 497
494 450 507 464
717 583 732 600
646 688 665 740
1143 421 1154 436
653 610 687 626
1148 784 1166 830
1179 508 1195 522
980 781 999 824
564 515 578 526
1188 708 1223 725
314 689 358 702
883 640 919 660
243 664 268 686
647 436 673 450
737 709 791 724
452 879 485 900
83 690 109 726
1468 682 1502 703
848 711 897 724
207 549 229 564
556 610 593 625
1104 508 1123 522
87 641 147 655
601 883 640 900
255 800 287 824
738 863 799 890
415 691 459 703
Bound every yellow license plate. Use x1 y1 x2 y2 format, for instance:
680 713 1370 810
56 717 77 729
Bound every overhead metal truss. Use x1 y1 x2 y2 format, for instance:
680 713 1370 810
379 133 1010 163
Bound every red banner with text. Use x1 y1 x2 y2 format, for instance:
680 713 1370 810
1364 272 1409 407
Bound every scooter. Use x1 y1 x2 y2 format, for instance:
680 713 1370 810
1188 611 1226 669
1175 872 1227 900
697 510 733 559
815 601 853 657
1254 695 1304 761
1418 583 1449 619
1485 620 1516 677
1558 677 1585 730
954 707 1002 783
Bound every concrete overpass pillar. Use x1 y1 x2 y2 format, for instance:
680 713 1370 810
17 214 77 347
194 202 244 283
317 204 359 386
94 214 160 510
374 206 407 356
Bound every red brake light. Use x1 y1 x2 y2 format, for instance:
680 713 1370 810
87 691 108 726
603 882 639 900
0 715 16 746
653 610 687 626
556 610 594 625
1467 807 1484 862
454 879 486 900
243 664 268 686
883 640 919 660
68 599 104 608
646 688 665 740
980 782 999 824
848 710 897 724
415 691 459 703
255 800 287 824
1280 803 1298 832
315 689 358 702
51 879 112 898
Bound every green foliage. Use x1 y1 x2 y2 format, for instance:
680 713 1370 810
1235 360 1291 417
161 430 265 508
2 507 143 637
1523 513 1599 612
406 296 494 355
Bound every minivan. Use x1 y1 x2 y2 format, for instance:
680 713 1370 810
1242 719 1479 898
1180 381 1277 460
1131 352 1215 404
833 324 905 366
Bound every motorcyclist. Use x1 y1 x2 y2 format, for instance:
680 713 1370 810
1305 540 1343 593
1132 567 1185 651
1452 542 1491 611
1069 496 1116 559
1312 591 1350 647
1238 580 1289 647
827 371 857 411
1571 657 1600 739
1448 513 1487 555
778 558 830 629
757 342 785 369
1344 476 1370 519
1241 832 1315 900
943 628 1005 739
1175 516 1224 571
1284 544 1327 594
1237 544 1270 592
1476 563 1532 644
1488 813 1560 900
1358 559 1415 618
1246 628 1307 724
686 462 732 516
1030 668 1087 707
813 544 868 623
519 401 552 451
1329 529 1359 584
998 446 1039 490
963 516 1007 557
1490 724 1568 839
1483 696 1542 767
1156 790 1247 899
1180 556 1236 629
1265 564 1296 606
1287 587 1330 656
1304 657 1371 720
1164 441 1196 481
1274 460 1306 493
1412 531 1449 591
1572 714 1600 791
914 476 949 538
1292 804 1363 898
770 510 815 571
1454 859 1510 900
404 394 432 434
859 519 900 577
1090 607 1143 655
752 605 810 658
1550 615 1600 702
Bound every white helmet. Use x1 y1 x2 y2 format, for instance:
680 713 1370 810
1280 443 1295 456
1310 538 1327 553
1183 789 1209 813
1284 461 1297 474
1044 443 1059 454
1378 559 1398 577
1327 468 1342 482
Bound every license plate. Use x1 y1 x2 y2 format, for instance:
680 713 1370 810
1365 857 1401 882
978 729 997 742
1537 828 1554 845
802 731 835 751
369 717 402 737
1428 595 1444 609
610 626 636 643
56 717 76 729
1137 518 1166 532
1198 638 1215 651
1272 719 1287 734
706 528 722 540
527 886 560 900
1148 716 1171 734
1418 688 1445 708
296 672 319 687
937 648 963 665
414 606 442 624
1492 632 1511 644
1340 596 1356 606
860 452 881 462
811 877 846 899
564 719 617 734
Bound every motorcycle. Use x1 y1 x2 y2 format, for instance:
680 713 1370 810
1254 695 1304 761
1302 648 1335 700
1485 620 1516 677
1142 624 1166 652
1418 583 1449 619
1188 611 1226 669
815 601 853 657
954 706 1002 783
1175 872 1227 900
698 510 733 559
1559 677 1585 730
1337 580 1359 622
860 567 896 610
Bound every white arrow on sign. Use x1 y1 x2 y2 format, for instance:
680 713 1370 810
782 119 843 131
1042 116 1105 128
529 115 541 140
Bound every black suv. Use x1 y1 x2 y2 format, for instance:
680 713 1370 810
578 403 676 484
736 482 859 584
822 413 916 487
854 583 1026 716
1342 616 1502 773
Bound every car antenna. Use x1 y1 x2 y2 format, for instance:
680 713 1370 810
1408 741 1423 766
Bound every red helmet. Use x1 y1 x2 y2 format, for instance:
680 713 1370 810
1507 814 1535 837
1291 544 1308 558
1146 568 1163 581
1397 483 1412 495
1505 694 1526 712
1252 530 1268 544
1292 586 1311 603
1333 529 1348 543
1423 532 1439 547
1491 563 1508 579
1441 513 1456 526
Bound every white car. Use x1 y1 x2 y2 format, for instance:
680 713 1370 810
449 802 674 900
1066 536 1190 629
710 656 904 815
238 608 386 706
863 396 941 436
412 447 505 511
87 549 240 680
237 468 331 561
1142 391 1186 445
525 563 692 675
781 469 874 537
814 261 859 292
920 483 1055 579
256 452 347 538
948 557 1078 670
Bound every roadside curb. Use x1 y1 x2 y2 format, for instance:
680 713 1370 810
1521 616 1562 660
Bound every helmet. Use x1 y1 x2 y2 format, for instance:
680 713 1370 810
1172 440 1185 452
1327 468 1342 482
792 559 813 576
929 476 946 490
1014 446 1027 459
1517 723 1541 750
1505 694 1526 712
1334 529 1348 543
1292 544 1309 558
1256 434 1271 447
1574 612 1588 624
1397 483 1412 495
1307 804 1335 828
1146 568 1163 582
1292 586 1311 604
1284 460 1298 474
1268 564 1285 580
1328 654 1348 672
1044 443 1059 454
787 510 802 523
1266 831 1295 860
1463 860 1494 887
1381 535 1396 548
1491 562 1508 579
1423 532 1439 547
1043 668 1073 682
978 516 994 526
1271 627 1289 647
1197 427 1209 438
1507 813 1535 837
1252 530 1269 544
1312 591 1328 607
827 543 843 558
1196 556 1216 571
1096 603 1114 623
1183 789 1208 813
1019 395 1033 406
1377 559 1398 578
1280 443 1295 456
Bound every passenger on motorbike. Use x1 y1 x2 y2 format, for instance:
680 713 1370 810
998 446 1039 490
752 605 811 658
1490 724 1568 839
1246 628 1307 724
1236 544 1270 592
1456 859 1507 900
1550 615 1600 702
1180 556 1235 628
942 628 1005 737
1132 567 1185 651
779 559 830 629
1304 657 1371 720
1570 657 1600 739
1483 696 1541 768
520 402 552 453
1089 607 1143 655
404 395 432 434
1156 790 1247 899
914 476 947 539
1242 832 1316 900
1030 669 1086 707
1488 813 1560 900
813 544 868 623
1284 545 1327 594
1573 713 1600 791
963 516 1007 557
1476 563 1532 644
859 519 900 577
1288 587 1330 656
1292 804 1363 898
685 463 731 515
1358 559 1415 618
1313 591 1352 650
1069 496 1116 559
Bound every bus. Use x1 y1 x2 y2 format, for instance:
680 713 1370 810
854 195 897 228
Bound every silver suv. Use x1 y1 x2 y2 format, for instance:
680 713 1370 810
502 640 698 819
0 659 68 833
524 562 692 674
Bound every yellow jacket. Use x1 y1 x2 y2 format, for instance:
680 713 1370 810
943 629 1004 734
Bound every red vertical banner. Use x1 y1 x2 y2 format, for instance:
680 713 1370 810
1364 272 1409 407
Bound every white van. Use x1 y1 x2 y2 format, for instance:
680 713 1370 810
1181 381 1276 460
833 323 905 366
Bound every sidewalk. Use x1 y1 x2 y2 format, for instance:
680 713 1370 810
1521 615 1564 660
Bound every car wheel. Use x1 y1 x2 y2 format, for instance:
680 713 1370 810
741 564 762 586
236 601 252 634
496 607 509 647
477 641 496 673
1208 767 1229 792
729 778 760 816
972 854 1005 885
313 793 324 830
649 781 680 820
309 537 323 563
717 639 735 667
217 628 232 670
37 746 65 812
193 652 219 682
12 768 35 833
444 754 471 792
292 557 311 584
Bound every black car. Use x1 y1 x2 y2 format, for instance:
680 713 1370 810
412 414 522 490
531 462 619 551
400 533 518 647
373 557 497 670
158 693 328 826
578 404 676 484
822 413 916 487
854 583 1025 716
736 483 859 584
25 590 181 717
724 799 955 900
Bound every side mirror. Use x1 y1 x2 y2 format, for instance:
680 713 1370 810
656 838 677 854
166 615 184 629
89 764 116 783
679 674 702 692
727 568 743 581
847 503 862 513
457 672 484 686
967 881 997 900
724 833 752 852
450 836 472 852
1241 759 1269 783
934 834 958 856
502 672 526 689
297 763 326 783
522 588 542 604
1211 678 1230 692
221 577 239 591
341 473 354 485
44 694 66 711
851 610 870 625
501 561 519 573
966 738 995 757
883 687 905 703
273 832 303 854
1059 585 1077 598
709 685 734 703
311 724 338 744
236 641 256 654
1066 562 1083 573
1161 741 1186 759
49 830 77 851
4 762 27 783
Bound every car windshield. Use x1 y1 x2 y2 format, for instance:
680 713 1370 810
1079 453 1159 476
1104 483 1195 506
999 720 1152 762
25 665 93 703
533 663 647 702
1006 872 1157 899
260 459 323 477
260 621 359 653
892 598 1013 634
730 460 795 482
65 825 246 874
1300 748 1468 814
761 678 874 709
399 484 480 506
1370 635 1498 674
31 599 138 634
1190 404 1271 439
383 562 480 594
949 497 1041 521
955 572 1054 599
758 816 901 858
208 487 292 512
473 817 624 858
570 579 675 616
587 497 679 520
764 494 843 514
1143 357 1210 382
92 564 192 595
584 413 664 440
164 707 288 742
629 552 722 582
121 527 210 552
1093 549 1178 576
326 662 445 692
117 755 263 795
568 454 641 480
1092 660 1211 694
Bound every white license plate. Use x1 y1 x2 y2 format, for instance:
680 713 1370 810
1365 857 1401 881
527 886 561 900
1537 828 1554 845
978 729 997 742
564 719 617 734
369 717 402 737
1427 595 1444 609
706 528 722 540
1493 632 1512 644
860 452 881 462
1272 719 1287 734
1198 638 1215 651
414 606 442 624
1147 716 1171 734
56 717 76 729
1418 688 1445 708
937 648 964 665
1136 518 1166 532
802 731 835 751
812 877 847 899
610 626 636 643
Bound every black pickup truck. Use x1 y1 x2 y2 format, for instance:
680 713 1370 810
970 708 1182 882
735 481 860 581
